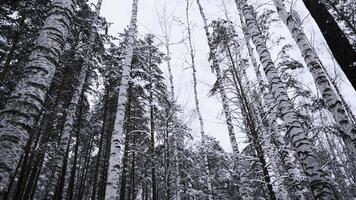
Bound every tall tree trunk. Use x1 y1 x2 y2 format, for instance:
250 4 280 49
301 0 356 90
149 57 157 200
92 88 110 200
67 98 85 200
226 43 277 200
195 1 245 199
0 1 75 196
99 94 117 200
238 11 310 199
185 1 212 199
234 1 337 199
52 134 72 200
105 0 138 198
45 0 103 197
77 128 95 200
0 16 25 82
45 74 88 198
272 0 356 153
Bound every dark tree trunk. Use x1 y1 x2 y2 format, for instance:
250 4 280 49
324 0 356 35
67 97 84 200
226 45 277 200
302 0 356 90
0 16 25 82
91 88 110 200
77 131 94 200
52 136 72 200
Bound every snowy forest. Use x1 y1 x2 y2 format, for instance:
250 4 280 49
0 0 355 199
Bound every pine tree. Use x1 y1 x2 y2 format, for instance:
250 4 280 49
185 1 213 199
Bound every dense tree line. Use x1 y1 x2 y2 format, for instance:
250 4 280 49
0 0 355 199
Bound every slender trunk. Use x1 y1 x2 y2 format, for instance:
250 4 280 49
129 150 136 200
67 99 84 200
77 129 95 200
149 57 157 200
0 16 25 82
119 129 130 200
164 120 170 200
0 1 76 196
226 43 277 200
235 1 337 198
272 0 356 153
301 0 356 90
162 24 181 200
185 1 212 199
105 1 138 198
52 135 72 200
195 1 243 198
92 89 110 200
99 97 117 200
238 11 309 199
324 0 356 35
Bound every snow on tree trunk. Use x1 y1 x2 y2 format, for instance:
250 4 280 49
272 0 356 154
195 0 245 198
105 0 138 199
234 0 337 199
185 1 212 199
0 0 76 197
44 1 103 197
239 9 311 199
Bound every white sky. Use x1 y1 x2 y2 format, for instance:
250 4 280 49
94 0 356 152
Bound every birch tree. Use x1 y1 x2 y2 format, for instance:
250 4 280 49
0 0 76 197
43 0 104 197
234 0 337 198
105 0 139 199
156 4 181 199
272 0 356 154
195 0 247 198
185 1 213 199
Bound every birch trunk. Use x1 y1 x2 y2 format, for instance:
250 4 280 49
185 1 213 199
0 0 76 197
105 0 138 199
235 0 337 199
44 1 103 197
239 10 310 199
195 0 244 198
272 0 356 153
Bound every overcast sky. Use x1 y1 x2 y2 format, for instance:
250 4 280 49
94 0 356 152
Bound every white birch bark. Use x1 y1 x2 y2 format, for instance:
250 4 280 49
44 1 104 197
234 0 337 199
239 9 310 199
195 0 245 198
105 0 138 199
0 0 76 197
272 0 356 153
185 1 212 199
